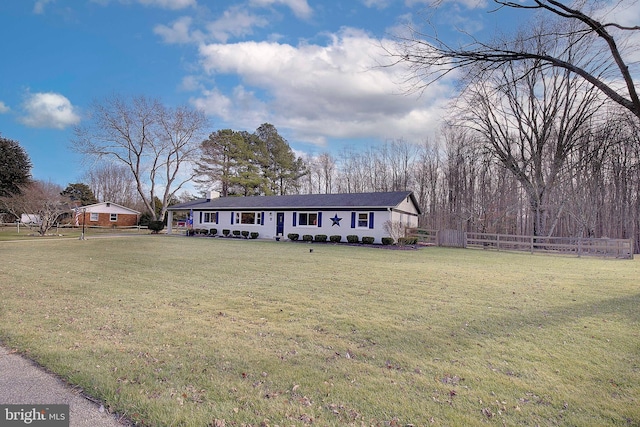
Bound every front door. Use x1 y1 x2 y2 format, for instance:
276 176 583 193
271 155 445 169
276 212 285 236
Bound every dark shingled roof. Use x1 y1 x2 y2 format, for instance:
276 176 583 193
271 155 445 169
169 191 421 214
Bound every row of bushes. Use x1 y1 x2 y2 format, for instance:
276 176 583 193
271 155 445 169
185 229 417 245
187 228 259 239
285 233 419 245
287 233 389 245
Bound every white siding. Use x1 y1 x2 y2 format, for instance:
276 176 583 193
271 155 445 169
395 196 420 216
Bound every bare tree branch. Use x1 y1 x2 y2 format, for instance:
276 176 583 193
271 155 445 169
387 0 640 119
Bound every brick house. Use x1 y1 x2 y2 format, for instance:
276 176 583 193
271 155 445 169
74 202 140 227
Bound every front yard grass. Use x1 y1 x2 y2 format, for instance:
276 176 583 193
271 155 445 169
0 236 638 426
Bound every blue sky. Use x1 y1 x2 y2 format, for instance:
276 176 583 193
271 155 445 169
0 0 520 188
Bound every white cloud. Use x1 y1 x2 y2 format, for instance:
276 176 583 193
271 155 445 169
138 0 195 8
362 0 392 9
249 0 313 19
154 16 201 44
19 92 81 129
193 28 454 146
0 101 9 113
406 0 487 10
206 7 269 42
180 75 202 91
33 0 54 14
155 8 269 44
90 0 196 9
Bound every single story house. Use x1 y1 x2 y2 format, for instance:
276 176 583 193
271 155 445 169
74 202 140 227
166 191 421 243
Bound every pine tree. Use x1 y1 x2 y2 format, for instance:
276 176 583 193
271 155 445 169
0 136 32 197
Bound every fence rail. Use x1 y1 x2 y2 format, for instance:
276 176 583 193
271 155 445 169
406 228 634 259
0 222 149 233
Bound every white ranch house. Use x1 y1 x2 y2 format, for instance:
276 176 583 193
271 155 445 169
166 191 421 243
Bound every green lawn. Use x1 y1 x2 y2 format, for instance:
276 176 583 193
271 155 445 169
1 236 638 426
0 224 147 241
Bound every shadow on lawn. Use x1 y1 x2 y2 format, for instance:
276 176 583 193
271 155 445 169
462 292 640 340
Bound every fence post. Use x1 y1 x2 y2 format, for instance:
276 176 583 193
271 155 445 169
578 238 582 257
530 236 534 254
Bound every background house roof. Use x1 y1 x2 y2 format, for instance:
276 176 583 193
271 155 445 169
169 191 421 214
77 202 140 215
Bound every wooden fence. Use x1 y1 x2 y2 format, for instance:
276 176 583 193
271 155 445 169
406 228 634 259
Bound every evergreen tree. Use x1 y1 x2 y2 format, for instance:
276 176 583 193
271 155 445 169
0 136 32 197
195 124 307 196
255 123 306 195
62 183 98 205
234 131 269 196
195 129 242 197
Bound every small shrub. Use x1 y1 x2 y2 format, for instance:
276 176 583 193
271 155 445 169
302 234 314 242
398 237 418 246
362 236 375 244
314 234 328 242
346 235 359 244
250 232 259 239
209 228 217 236
383 220 406 245
148 221 165 234
186 229 195 236
222 229 230 237
232 230 241 237
381 237 394 245
139 212 153 227
241 230 249 238
329 235 342 243
288 233 299 241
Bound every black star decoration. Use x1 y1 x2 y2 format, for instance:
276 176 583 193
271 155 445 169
331 214 342 226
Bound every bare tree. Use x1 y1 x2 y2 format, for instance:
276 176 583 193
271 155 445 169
456 52 602 235
317 152 336 194
412 138 443 228
383 220 407 244
84 163 138 206
0 181 72 236
388 0 640 119
394 139 417 191
73 95 208 221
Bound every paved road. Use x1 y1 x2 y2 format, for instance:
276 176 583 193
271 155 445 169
0 346 128 426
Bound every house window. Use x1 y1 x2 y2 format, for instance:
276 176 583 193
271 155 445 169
235 211 262 225
90 213 99 221
357 212 369 228
110 213 118 222
203 212 216 223
298 212 318 226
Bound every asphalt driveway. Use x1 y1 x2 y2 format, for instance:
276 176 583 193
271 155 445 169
0 345 128 426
